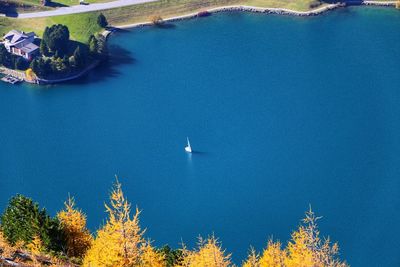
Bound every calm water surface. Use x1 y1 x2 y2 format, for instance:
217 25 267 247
1 7 400 266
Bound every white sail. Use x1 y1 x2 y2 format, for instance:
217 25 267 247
185 137 192 153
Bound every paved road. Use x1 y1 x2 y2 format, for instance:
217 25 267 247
16 0 158 19
14 0 397 19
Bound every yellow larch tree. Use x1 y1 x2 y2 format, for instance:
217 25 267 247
0 229 14 258
242 247 259 267
301 207 348 267
285 207 348 267
285 227 314 267
140 240 166 267
27 235 43 267
57 195 92 258
179 236 232 267
259 240 286 267
83 178 145 267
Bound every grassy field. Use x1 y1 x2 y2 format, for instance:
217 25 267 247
90 0 323 27
0 12 102 42
1 0 114 13
1 0 392 44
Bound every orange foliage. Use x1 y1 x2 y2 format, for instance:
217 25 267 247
57 196 92 258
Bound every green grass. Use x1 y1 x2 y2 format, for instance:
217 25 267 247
3 0 389 44
0 12 101 43
52 13 102 41
98 0 318 27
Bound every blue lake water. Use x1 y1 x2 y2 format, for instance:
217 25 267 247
1 7 400 266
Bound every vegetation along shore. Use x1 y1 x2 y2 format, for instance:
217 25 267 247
0 0 399 84
0 178 349 267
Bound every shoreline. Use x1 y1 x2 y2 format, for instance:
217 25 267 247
104 1 396 36
2 2 397 85
109 3 344 32
34 60 101 84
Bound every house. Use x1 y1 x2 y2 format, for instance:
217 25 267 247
2 30 39 60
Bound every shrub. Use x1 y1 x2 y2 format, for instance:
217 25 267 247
309 0 321 9
30 57 51 78
97 13 108 28
151 15 164 26
14 56 28 70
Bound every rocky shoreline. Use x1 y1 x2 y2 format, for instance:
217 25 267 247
106 3 345 33
110 1 396 33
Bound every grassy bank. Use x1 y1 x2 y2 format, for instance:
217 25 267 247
97 0 329 26
1 0 397 43
0 0 321 42
0 12 102 42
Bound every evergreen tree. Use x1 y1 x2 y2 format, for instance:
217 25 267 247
30 58 40 74
159 245 183 267
0 194 64 252
44 24 70 56
40 40 49 56
1 195 46 245
72 46 86 69
14 57 27 70
0 45 12 68
30 58 51 78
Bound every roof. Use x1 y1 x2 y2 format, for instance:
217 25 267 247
3 30 36 45
20 43 39 53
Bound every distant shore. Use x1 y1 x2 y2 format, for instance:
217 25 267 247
3 1 396 85
105 1 396 35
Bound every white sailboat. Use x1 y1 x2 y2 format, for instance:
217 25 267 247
185 137 192 153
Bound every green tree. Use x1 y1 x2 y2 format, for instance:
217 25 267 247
51 57 69 73
30 57 51 78
0 45 12 68
97 13 108 28
14 56 28 70
0 194 64 252
88 34 99 55
72 46 86 69
40 39 49 56
159 245 183 267
43 24 70 56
